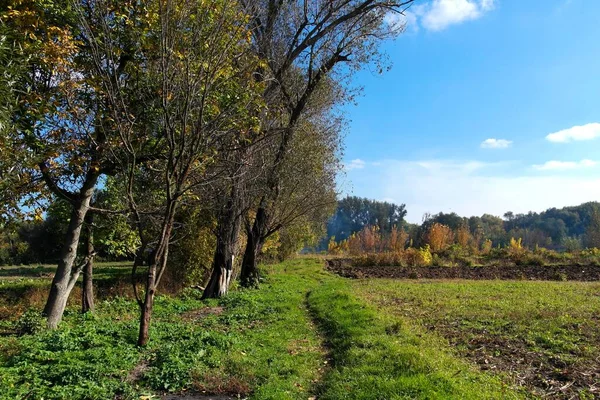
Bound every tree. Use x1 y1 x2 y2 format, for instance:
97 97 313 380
425 223 453 253
1 0 144 328
235 109 341 288
327 196 407 243
456 223 472 249
584 206 600 248
234 0 415 288
79 0 263 345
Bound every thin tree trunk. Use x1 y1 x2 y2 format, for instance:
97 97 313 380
81 214 95 313
43 174 98 328
137 209 175 346
137 261 156 346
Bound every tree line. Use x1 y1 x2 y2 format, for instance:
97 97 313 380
0 0 416 345
325 197 600 253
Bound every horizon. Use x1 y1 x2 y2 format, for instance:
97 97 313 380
337 195 600 225
342 0 600 223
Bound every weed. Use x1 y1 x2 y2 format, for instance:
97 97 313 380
14 308 45 335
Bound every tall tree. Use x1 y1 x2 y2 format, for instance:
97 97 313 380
1 0 135 327
236 0 414 288
238 111 341 287
79 0 263 345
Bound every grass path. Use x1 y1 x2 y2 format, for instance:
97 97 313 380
0 259 526 399
306 271 523 399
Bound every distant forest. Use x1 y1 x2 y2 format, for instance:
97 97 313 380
325 196 600 251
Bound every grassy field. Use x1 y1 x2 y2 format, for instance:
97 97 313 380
350 278 600 399
0 259 596 399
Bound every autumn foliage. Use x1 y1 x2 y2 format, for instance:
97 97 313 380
425 223 454 252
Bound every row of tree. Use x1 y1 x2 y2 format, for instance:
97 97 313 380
0 0 416 344
324 197 600 252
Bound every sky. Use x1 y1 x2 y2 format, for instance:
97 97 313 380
341 0 600 223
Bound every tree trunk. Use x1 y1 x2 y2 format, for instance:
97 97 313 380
203 196 242 299
81 214 95 313
137 261 156 346
43 175 98 328
136 208 175 346
202 242 233 299
240 205 268 288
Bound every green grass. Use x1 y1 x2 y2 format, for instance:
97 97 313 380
350 278 600 398
308 280 521 399
0 261 132 280
0 259 555 399
0 260 328 399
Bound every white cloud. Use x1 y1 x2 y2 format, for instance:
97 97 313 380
546 123 600 143
480 138 512 149
346 159 600 223
533 159 597 171
385 0 494 32
420 0 495 31
345 159 366 171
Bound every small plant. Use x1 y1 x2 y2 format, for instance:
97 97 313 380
457 256 474 267
481 239 493 255
553 272 568 281
14 308 45 335
519 254 545 267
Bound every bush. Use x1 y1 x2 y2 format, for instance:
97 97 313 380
457 256 474 267
553 272 568 281
352 252 404 267
404 246 432 267
14 308 45 335
517 254 545 267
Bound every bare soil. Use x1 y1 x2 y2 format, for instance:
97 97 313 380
326 258 600 281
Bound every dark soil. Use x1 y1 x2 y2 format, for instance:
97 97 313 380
326 258 600 281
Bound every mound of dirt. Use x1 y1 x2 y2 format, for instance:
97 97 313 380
326 259 600 281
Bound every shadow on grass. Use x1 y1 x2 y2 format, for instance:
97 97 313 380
0 265 57 277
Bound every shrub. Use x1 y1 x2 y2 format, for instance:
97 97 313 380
457 256 474 267
14 308 45 335
534 248 562 262
563 237 582 252
351 252 405 267
553 272 568 282
404 246 432 267
508 237 526 263
517 254 545 267
481 239 493 255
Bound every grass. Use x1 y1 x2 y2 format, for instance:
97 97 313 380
0 260 328 399
350 278 600 398
308 280 521 399
1 259 585 399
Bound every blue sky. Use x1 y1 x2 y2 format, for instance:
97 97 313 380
342 0 600 223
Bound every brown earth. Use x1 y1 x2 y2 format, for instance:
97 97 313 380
326 258 600 281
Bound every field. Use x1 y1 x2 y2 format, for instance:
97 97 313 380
0 259 598 399
350 278 600 399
